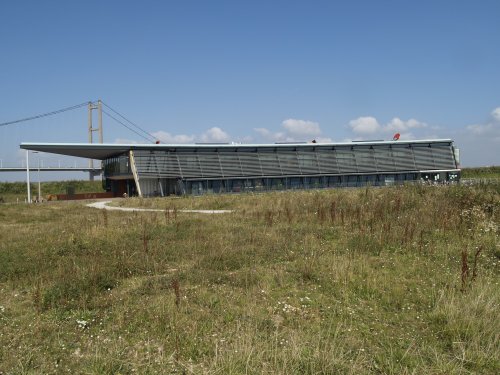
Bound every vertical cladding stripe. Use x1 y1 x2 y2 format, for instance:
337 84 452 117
295 150 303 175
315 151 323 174
218 152 225 178
196 153 204 178
372 147 379 172
175 153 183 179
257 152 264 176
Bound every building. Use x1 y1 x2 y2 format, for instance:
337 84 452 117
20 139 460 197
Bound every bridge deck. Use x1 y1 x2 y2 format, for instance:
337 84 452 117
0 167 102 173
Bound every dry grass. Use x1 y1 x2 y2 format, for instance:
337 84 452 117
0 184 499 374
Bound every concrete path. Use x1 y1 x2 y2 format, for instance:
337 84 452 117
86 200 233 214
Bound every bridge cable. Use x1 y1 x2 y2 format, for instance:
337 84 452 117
0 102 89 127
101 109 156 143
101 101 157 142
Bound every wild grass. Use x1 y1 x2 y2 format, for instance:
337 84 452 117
0 184 498 374
0 180 104 203
461 166 500 179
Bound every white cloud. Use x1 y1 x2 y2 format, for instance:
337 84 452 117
152 131 195 144
154 131 195 143
466 123 495 136
200 127 230 143
349 116 381 134
253 128 295 142
463 106 500 140
491 107 500 121
114 138 143 144
123 128 232 144
385 117 427 132
282 119 321 136
253 118 330 143
253 128 272 137
348 116 428 139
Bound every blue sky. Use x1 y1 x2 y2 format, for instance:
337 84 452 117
1 0 499 181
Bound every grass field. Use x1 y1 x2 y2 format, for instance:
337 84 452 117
0 180 104 203
461 166 500 179
0 183 499 374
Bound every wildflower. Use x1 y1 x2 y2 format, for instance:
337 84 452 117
76 319 89 329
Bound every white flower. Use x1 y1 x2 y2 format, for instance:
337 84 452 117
76 319 89 329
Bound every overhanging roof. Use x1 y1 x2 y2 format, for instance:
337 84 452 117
20 143 131 159
20 139 455 160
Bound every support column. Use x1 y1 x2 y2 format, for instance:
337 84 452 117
88 101 94 180
98 99 103 143
87 100 104 181
26 150 31 203
129 150 142 197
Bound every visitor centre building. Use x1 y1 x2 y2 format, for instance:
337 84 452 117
20 139 461 197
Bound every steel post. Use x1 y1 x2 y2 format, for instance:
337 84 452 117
26 150 31 203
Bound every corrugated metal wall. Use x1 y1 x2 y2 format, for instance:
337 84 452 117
132 142 457 180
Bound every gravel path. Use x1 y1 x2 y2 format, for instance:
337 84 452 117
86 200 233 214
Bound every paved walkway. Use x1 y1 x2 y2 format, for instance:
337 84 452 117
86 200 233 214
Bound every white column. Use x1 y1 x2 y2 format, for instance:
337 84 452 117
38 158 41 202
26 150 31 203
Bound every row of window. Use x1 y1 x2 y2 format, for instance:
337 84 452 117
182 172 457 195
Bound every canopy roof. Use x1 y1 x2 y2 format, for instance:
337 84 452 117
20 139 454 160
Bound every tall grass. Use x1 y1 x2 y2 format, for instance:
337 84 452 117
0 184 498 373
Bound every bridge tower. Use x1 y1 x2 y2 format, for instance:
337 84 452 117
87 100 103 180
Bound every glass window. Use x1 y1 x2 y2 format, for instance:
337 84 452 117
290 177 302 189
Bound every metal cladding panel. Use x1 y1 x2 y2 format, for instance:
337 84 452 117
393 146 417 171
298 151 321 175
198 153 224 178
129 142 457 180
354 148 374 172
413 145 437 170
259 152 282 176
219 153 243 177
138 178 160 196
317 151 340 174
373 147 397 172
134 150 180 178
336 149 358 173
278 152 301 175
237 153 264 176
178 154 204 178
432 146 456 169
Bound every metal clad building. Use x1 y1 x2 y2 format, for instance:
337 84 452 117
21 139 460 197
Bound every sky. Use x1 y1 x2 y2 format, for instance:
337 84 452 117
1 0 499 181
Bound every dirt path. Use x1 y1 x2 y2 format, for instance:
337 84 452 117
86 200 233 214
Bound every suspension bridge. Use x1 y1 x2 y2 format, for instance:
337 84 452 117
0 100 157 180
